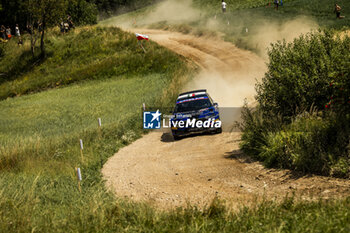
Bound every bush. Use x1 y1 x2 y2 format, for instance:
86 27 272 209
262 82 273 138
241 106 350 177
263 112 349 176
240 30 350 177
239 104 283 158
256 30 350 119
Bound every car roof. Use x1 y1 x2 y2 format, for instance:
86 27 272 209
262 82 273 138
179 89 207 96
177 90 208 100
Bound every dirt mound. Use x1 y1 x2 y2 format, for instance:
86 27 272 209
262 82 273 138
102 30 350 209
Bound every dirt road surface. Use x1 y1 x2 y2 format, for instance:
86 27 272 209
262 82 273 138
102 30 350 209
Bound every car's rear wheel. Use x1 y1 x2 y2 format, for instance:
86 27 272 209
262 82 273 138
216 127 222 134
172 130 180 140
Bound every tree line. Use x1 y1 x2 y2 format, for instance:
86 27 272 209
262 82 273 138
0 0 158 57
0 0 158 28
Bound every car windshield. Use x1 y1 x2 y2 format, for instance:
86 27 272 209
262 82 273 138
174 98 212 113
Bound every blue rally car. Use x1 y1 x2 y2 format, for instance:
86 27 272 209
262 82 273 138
171 89 222 140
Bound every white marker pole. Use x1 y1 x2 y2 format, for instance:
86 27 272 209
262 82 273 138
246 27 248 33
97 118 103 168
77 167 82 181
79 139 84 162
143 103 146 111
76 167 82 192
79 139 84 150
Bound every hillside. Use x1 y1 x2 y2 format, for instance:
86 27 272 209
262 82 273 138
0 26 187 100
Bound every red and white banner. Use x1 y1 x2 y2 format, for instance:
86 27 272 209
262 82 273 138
135 33 149 41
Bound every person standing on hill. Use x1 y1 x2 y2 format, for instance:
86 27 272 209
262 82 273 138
59 20 65 34
274 0 279 10
67 15 75 29
6 26 12 39
64 22 69 33
26 24 32 35
1 25 6 40
222 0 227 13
15 24 20 37
334 4 344 19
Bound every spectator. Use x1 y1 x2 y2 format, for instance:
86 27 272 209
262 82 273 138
68 18 75 30
1 25 6 40
274 0 279 10
26 24 32 35
15 24 20 37
222 0 227 13
6 26 12 39
334 4 345 19
64 22 70 33
60 20 65 34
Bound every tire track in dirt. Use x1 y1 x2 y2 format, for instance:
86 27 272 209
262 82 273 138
102 30 350 209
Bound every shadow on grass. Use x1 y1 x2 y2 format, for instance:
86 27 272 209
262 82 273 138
0 49 49 86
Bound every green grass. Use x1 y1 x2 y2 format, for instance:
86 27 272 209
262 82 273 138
0 73 173 230
0 74 173 172
0 26 184 100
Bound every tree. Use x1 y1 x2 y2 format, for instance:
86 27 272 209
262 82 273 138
68 0 98 25
26 0 67 57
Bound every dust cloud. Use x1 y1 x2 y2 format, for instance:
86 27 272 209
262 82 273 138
248 17 318 57
184 70 261 108
182 17 318 107
144 0 201 24
112 0 201 28
106 1 318 108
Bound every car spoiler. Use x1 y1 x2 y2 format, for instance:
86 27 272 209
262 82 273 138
179 89 207 96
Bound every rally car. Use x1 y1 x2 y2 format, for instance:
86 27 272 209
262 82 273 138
171 89 222 140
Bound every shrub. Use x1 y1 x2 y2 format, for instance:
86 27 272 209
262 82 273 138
240 30 350 177
256 30 350 119
263 113 349 176
241 106 350 177
239 104 283 158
